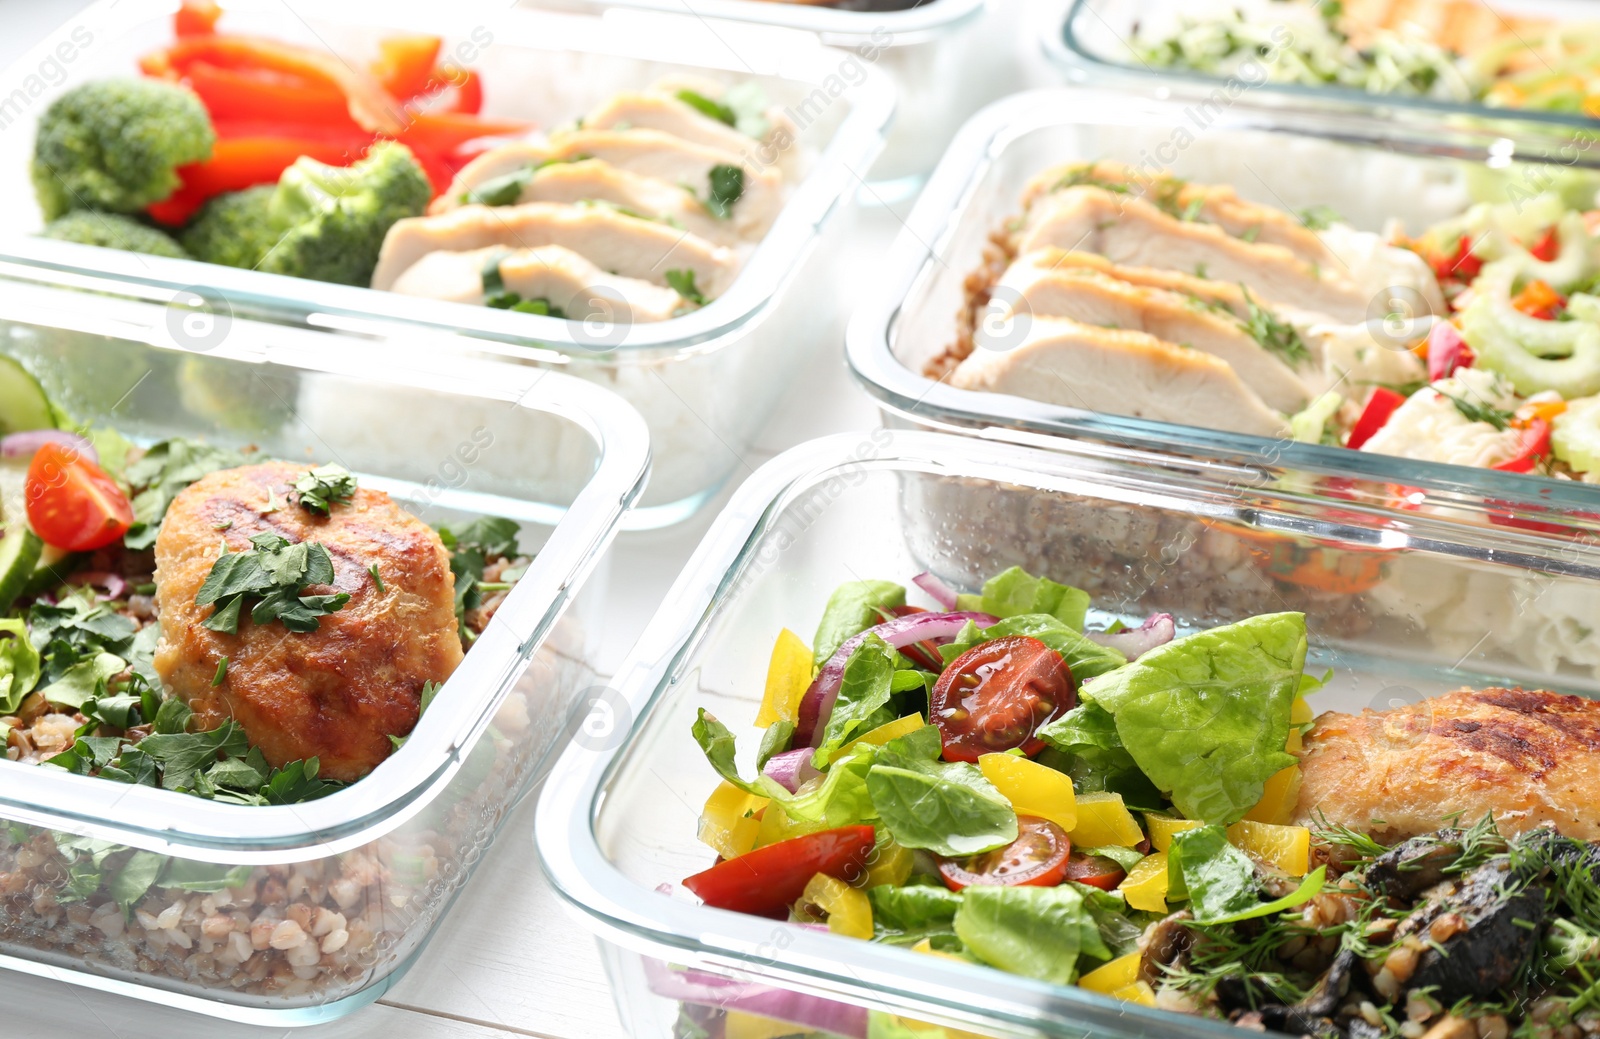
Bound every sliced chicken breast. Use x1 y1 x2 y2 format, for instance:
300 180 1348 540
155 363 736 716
545 129 783 238
372 202 736 297
432 142 551 214
387 244 686 322
1023 162 1333 266
990 259 1313 413
1016 188 1369 324
584 91 757 159
952 316 1289 437
1026 248 1252 318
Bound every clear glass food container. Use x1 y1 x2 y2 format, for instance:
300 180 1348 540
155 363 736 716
1049 0 1600 134
0 0 892 527
848 86 1600 540
0 263 650 1023
518 0 1023 192
537 428 1600 1039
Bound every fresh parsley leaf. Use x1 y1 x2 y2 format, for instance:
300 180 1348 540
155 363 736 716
436 516 522 642
122 439 245 550
294 464 357 514
1240 287 1311 367
137 720 250 792
460 156 589 207
676 88 737 126
196 535 349 635
704 163 744 219
1298 204 1343 231
665 269 709 307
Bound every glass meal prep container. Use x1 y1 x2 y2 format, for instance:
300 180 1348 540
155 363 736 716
848 86 1600 542
0 0 891 528
517 0 1022 192
537 428 1600 1039
0 263 649 1023
1049 0 1600 135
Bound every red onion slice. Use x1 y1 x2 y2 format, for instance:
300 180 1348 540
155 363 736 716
761 747 821 793
0 430 97 465
1085 613 1175 661
911 570 959 611
642 958 869 1039
795 610 998 747
67 571 127 601
1427 321 1470 382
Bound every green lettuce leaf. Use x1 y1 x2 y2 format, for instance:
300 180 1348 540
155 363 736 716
866 727 1015 857
812 579 906 667
1082 612 1306 824
959 567 1091 630
0 618 41 714
953 884 1109 985
813 634 897 767
941 615 1126 682
37 651 125 709
1036 702 1163 809
869 882 963 946
1167 824 1259 922
690 709 876 827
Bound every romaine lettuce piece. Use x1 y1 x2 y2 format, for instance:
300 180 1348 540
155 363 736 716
956 567 1090 630
811 580 905 667
953 884 1109 985
866 727 1016 857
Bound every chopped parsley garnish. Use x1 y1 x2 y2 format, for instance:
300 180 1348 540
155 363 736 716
389 679 442 751
676 88 737 127
1240 224 1261 243
698 163 744 219
459 155 590 207
1437 389 1515 431
666 269 709 307
479 253 567 316
294 463 356 514
1194 263 1209 279
196 532 351 635
1240 286 1311 366
123 439 246 550
212 656 228 687
1298 204 1343 231
1179 197 1205 223
436 516 521 643
369 564 384 594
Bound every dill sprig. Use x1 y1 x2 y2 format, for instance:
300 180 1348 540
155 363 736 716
1240 286 1312 367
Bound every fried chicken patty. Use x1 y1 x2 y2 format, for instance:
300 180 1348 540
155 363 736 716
1293 687 1600 841
153 461 462 781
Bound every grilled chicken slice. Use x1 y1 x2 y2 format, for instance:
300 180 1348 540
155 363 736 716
951 316 1289 436
388 244 685 321
372 202 737 297
153 461 463 782
1023 162 1333 266
1294 687 1600 841
992 250 1314 413
583 91 758 158
431 142 552 214
545 129 783 238
1028 249 1254 318
1015 188 1369 323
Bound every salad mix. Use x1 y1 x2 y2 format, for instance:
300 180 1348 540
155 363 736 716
679 568 1600 1039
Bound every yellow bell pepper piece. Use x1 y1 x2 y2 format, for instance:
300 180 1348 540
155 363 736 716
1068 791 1144 847
1243 765 1302 826
1078 952 1141 994
725 1010 805 1039
801 873 873 940
1118 852 1169 913
1111 981 1157 1007
755 801 827 848
978 753 1077 832
880 1014 990 1039
833 713 925 763
1286 697 1313 754
754 628 813 727
864 836 915 889
697 781 767 859
1145 815 1201 853
1227 820 1310 876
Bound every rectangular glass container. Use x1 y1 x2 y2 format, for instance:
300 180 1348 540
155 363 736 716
537 429 1600 1039
0 0 892 525
1050 0 1600 135
848 86 1600 539
0 264 650 1023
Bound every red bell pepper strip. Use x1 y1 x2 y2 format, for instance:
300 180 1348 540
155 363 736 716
682 826 876 919
1491 418 1551 473
372 35 441 100
1346 387 1408 450
1511 279 1566 321
391 110 532 155
450 69 484 115
175 61 361 130
146 134 370 225
1431 234 1483 283
175 0 222 37
1530 226 1561 262
406 144 457 198
1426 321 1473 381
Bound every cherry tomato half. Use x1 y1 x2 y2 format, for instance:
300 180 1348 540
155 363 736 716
938 816 1071 892
25 442 134 552
682 825 876 919
1062 853 1127 892
930 635 1074 762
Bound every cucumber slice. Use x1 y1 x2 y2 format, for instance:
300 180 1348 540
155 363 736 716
0 357 58 435
0 527 43 612
18 543 80 600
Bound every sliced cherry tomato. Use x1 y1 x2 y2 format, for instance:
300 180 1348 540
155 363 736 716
682 825 875 919
1345 387 1407 450
1431 234 1482 283
889 605 945 673
930 636 1074 762
25 442 134 552
1491 417 1551 473
1530 226 1561 263
1062 852 1127 892
938 817 1071 892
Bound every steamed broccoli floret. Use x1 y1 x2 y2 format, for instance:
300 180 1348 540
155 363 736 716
181 186 281 270
255 141 431 286
31 78 214 221
40 211 190 259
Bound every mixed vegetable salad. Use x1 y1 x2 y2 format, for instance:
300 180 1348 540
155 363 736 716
0 357 524 804
678 569 1600 1039
1127 0 1600 120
